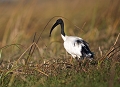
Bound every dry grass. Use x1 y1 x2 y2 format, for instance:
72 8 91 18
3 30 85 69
0 0 120 87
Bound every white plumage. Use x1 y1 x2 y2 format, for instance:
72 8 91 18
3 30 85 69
49 18 93 60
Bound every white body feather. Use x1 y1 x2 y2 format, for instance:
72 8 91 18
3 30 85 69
61 35 84 58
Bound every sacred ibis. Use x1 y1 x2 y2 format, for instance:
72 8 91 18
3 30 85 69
49 18 94 60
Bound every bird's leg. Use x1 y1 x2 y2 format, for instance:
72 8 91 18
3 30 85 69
76 57 87 72
75 58 82 72
78 58 82 68
81 58 88 72
66 56 73 68
69 56 73 65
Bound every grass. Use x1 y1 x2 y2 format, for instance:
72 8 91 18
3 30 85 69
0 0 120 87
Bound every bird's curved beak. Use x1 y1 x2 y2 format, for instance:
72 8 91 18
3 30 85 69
49 22 59 37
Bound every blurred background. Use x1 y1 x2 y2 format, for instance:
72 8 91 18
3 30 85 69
0 0 119 60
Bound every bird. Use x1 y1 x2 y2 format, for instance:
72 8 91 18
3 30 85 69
49 18 94 61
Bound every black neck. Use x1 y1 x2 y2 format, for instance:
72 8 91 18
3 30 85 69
60 21 65 36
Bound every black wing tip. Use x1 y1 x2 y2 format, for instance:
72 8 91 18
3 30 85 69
90 53 94 58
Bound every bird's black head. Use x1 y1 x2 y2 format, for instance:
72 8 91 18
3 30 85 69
56 19 63 24
49 18 65 37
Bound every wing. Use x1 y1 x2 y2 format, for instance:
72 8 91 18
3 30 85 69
74 39 93 58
